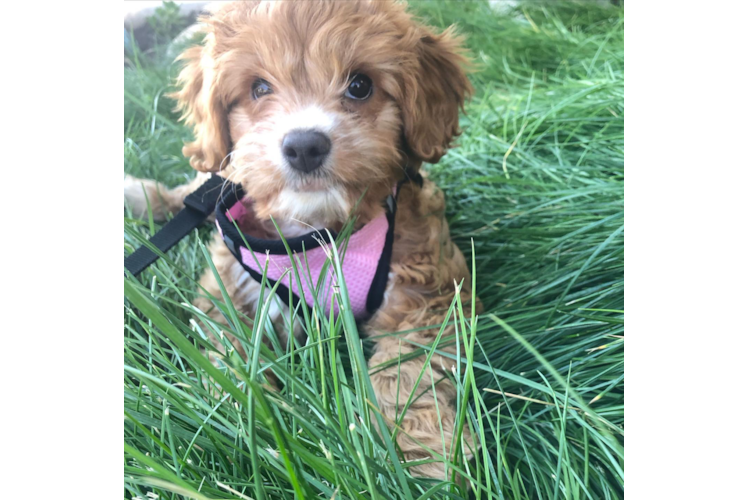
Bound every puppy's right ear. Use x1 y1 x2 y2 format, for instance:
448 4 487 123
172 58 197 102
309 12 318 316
400 25 472 166
171 41 231 173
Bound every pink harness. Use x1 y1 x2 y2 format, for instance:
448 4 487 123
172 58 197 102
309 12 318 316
215 182 400 320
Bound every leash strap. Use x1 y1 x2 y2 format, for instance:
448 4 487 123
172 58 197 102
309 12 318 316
124 174 226 276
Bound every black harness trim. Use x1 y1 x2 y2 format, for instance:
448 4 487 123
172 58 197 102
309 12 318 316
125 173 422 319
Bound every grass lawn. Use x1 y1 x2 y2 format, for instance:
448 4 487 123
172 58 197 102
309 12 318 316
124 1 624 498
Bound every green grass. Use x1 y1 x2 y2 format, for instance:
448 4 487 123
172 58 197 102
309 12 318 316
124 1 624 498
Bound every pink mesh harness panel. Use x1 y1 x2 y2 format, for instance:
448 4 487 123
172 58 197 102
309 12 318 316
215 185 398 320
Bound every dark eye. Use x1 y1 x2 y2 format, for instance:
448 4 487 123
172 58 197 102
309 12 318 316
252 79 272 100
345 74 373 100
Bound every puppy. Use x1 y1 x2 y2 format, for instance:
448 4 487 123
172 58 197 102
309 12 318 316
125 0 478 478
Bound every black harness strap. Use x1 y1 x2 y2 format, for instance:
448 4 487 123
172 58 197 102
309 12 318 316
124 174 226 277
125 172 423 288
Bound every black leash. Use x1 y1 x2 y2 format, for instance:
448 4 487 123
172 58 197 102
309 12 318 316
124 174 226 276
125 172 423 278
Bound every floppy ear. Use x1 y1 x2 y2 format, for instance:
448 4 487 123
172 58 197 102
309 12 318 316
171 40 231 173
402 25 472 165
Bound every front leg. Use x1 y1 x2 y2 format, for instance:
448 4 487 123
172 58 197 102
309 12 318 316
367 292 475 479
365 177 479 478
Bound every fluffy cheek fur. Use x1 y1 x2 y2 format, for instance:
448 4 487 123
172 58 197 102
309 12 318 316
226 91 402 228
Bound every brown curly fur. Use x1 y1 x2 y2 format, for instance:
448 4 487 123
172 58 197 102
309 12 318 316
125 0 479 478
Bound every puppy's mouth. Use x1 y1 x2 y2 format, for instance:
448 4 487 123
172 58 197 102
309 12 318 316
285 170 333 192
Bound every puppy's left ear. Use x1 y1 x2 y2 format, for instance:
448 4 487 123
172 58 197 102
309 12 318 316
402 25 472 164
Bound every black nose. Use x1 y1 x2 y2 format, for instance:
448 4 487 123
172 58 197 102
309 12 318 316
282 130 331 173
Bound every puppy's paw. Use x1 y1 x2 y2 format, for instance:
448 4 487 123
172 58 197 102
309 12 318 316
400 422 476 479
124 175 168 221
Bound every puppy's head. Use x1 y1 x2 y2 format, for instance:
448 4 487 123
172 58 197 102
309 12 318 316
173 0 471 226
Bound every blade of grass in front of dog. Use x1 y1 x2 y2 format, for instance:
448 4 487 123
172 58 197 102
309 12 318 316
464 239 495 500
199 241 245 336
326 231 414 500
427 362 451 481
328 297 345 433
268 217 314 331
268 219 328 408
246 255 272 500
451 280 479 490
